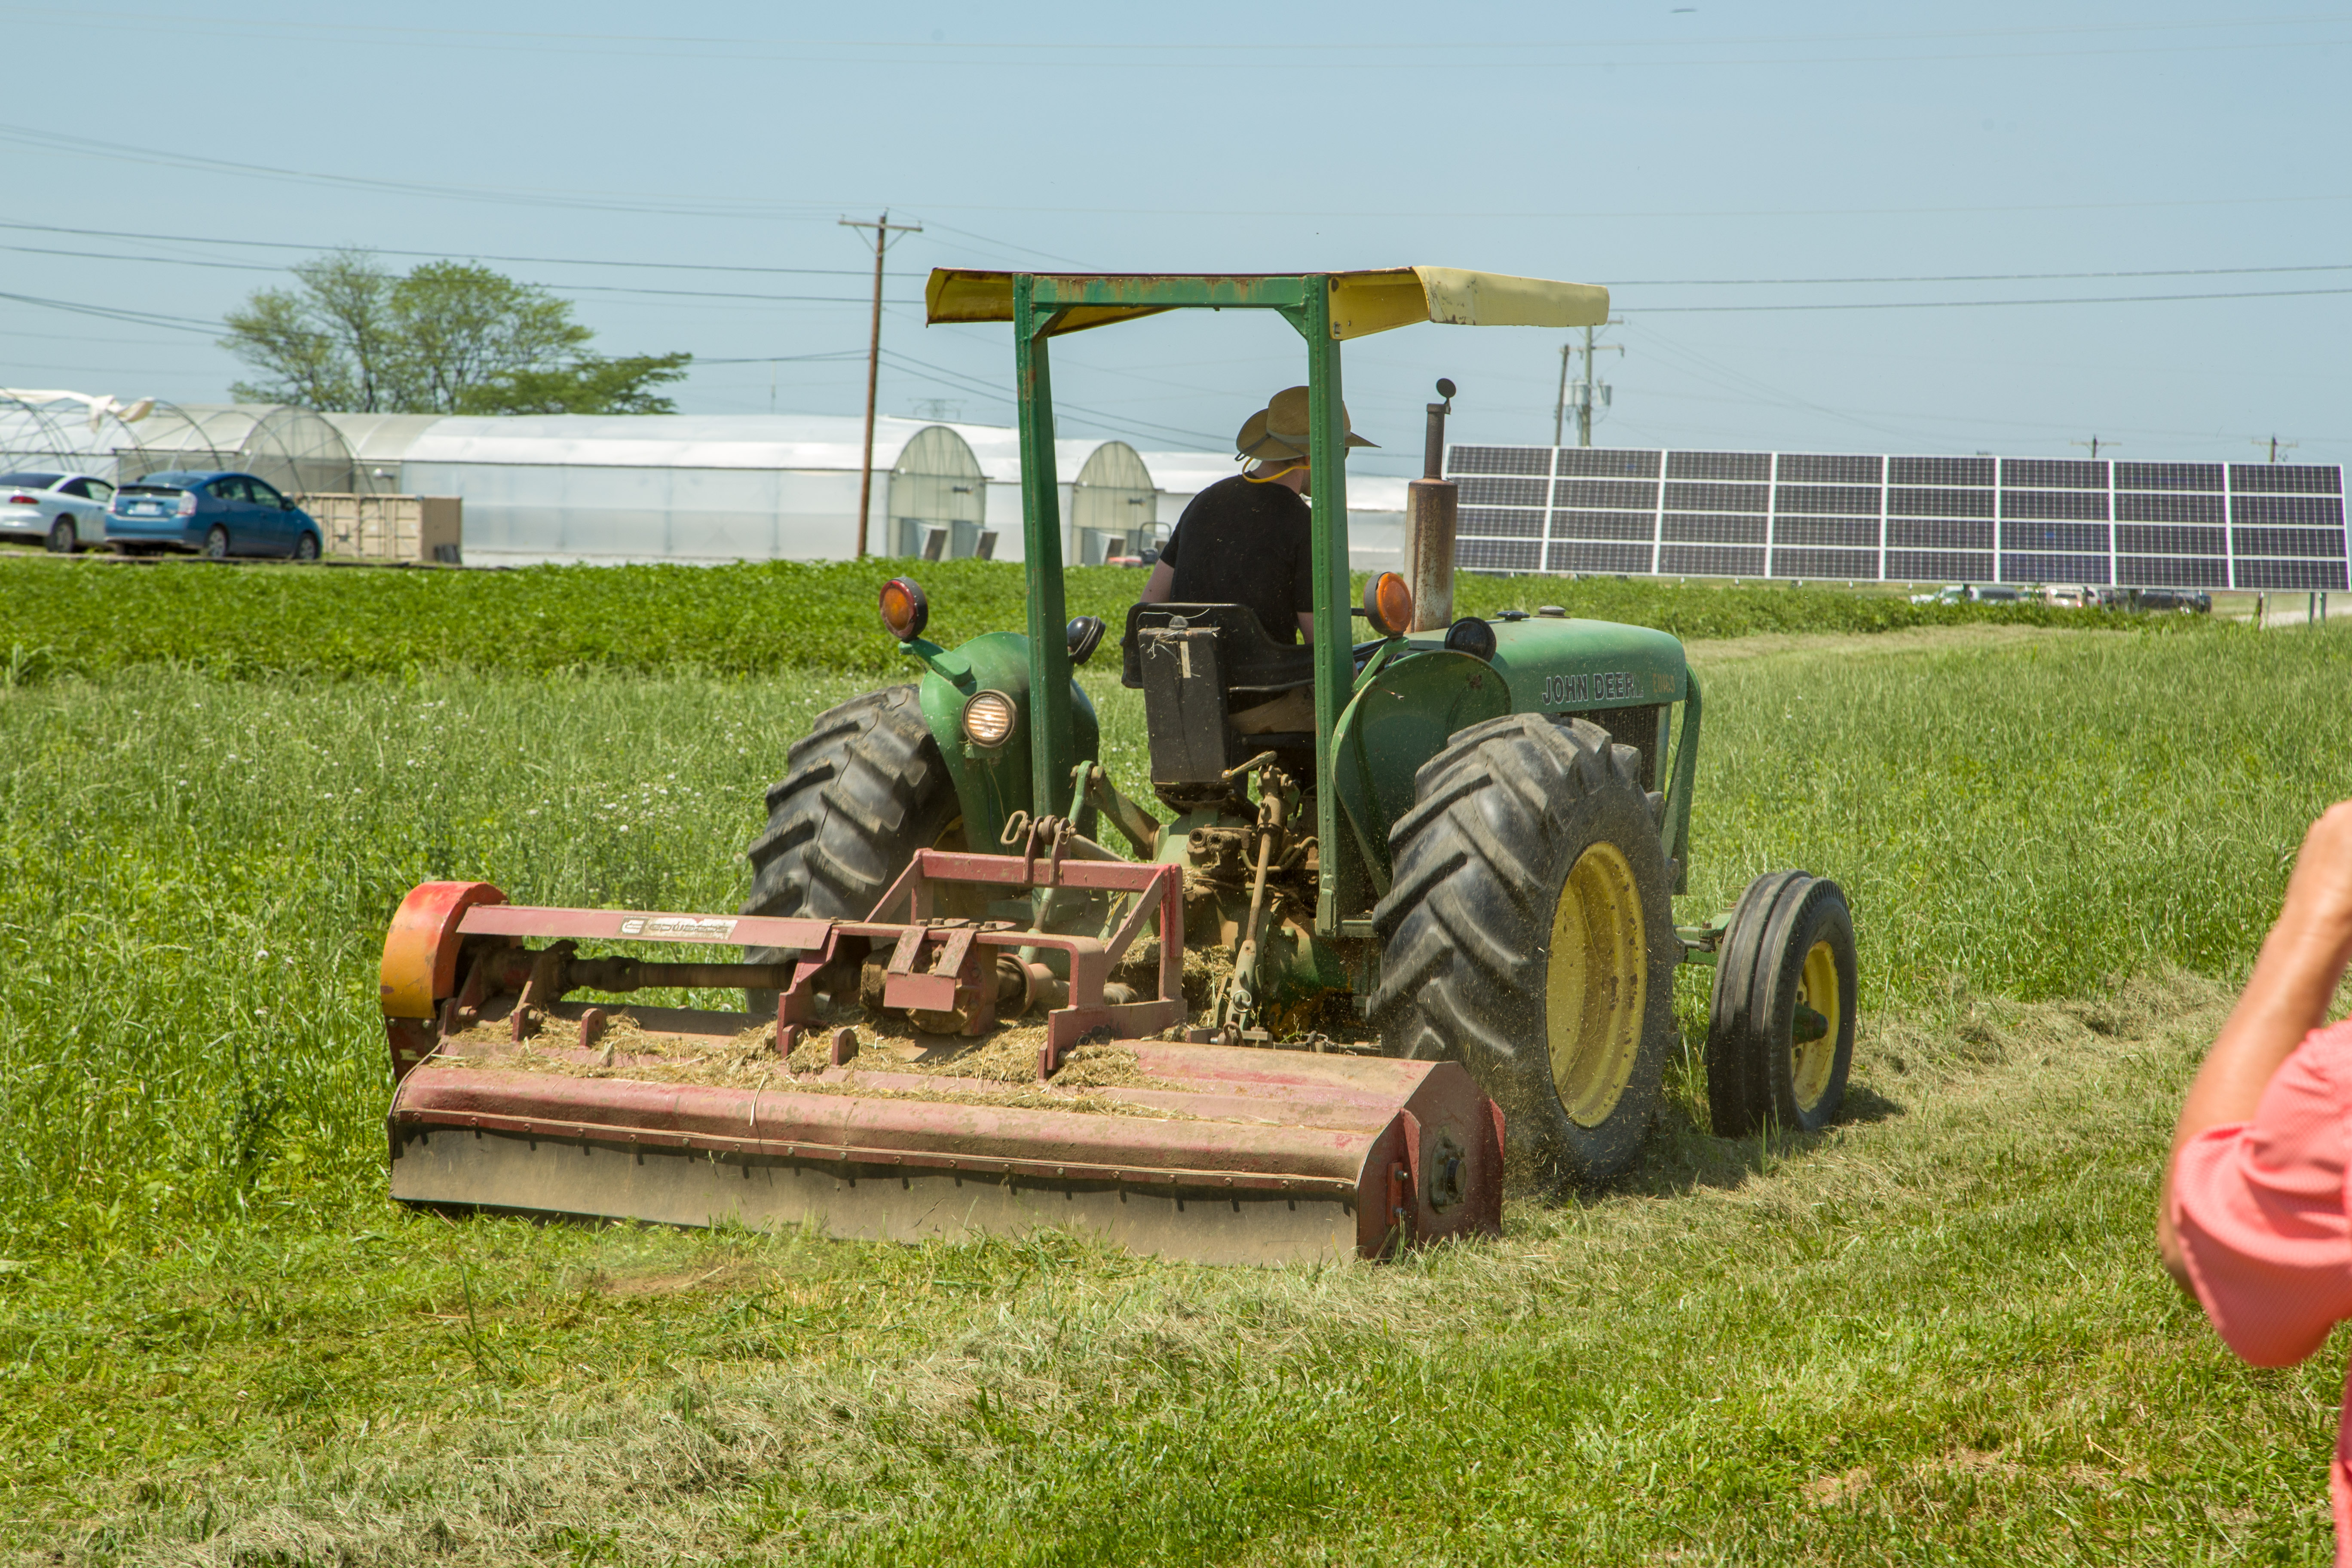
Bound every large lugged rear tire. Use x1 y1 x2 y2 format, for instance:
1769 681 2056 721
1704 872 1856 1137
1371 714 1679 1193
739 686 965 1007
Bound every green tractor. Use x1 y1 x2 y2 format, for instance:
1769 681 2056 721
743 265 1860 1191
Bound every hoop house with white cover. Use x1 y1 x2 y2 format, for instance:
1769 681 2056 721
0 390 162 484
888 424 990 558
1068 439 1158 563
115 404 358 496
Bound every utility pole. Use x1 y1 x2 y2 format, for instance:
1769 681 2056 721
2069 436 2117 460
1553 343 1572 447
2255 435 2300 464
840 210 923 558
1555 320 1624 447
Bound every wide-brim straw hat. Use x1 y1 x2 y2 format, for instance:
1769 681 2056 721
1235 385 1376 462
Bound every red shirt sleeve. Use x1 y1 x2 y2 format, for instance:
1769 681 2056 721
2171 1018 2352 1367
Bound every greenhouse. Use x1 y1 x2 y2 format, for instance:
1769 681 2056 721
5 389 1405 565
346 413 1409 567
116 404 359 496
0 391 156 482
0 393 363 498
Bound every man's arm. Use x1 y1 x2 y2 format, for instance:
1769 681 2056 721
1139 561 1174 603
1296 611 1315 644
2161 801 2352 1285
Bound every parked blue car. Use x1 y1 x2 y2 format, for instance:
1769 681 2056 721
106 470 324 560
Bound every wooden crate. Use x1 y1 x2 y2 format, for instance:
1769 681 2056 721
303 495 462 564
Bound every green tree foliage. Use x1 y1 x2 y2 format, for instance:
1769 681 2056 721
455 352 692 416
221 250 690 414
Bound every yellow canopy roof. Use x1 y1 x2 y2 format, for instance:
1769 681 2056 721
924 267 1610 340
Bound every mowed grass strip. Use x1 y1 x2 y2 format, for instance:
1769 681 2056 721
2 615 2346 1560
0 550 2140 684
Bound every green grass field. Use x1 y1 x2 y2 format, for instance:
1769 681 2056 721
2 549 2139 684
3 554 2347 1563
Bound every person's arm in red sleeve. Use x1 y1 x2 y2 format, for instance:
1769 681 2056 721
2162 803 2352 1357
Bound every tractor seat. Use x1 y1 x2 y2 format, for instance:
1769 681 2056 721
1120 603 1315 693
1122 603 1319 810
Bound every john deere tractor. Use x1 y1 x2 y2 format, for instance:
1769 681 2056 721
741 267 1858 1191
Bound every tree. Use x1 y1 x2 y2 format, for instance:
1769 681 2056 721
221 252 691 415
455 352 692 416
222 250 398 411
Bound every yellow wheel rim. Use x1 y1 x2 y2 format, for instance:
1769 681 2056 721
1546 842 1648 1128
1791 938 1841 1112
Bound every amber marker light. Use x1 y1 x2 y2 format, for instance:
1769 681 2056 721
1363 571 1415 637
961 690 1017 747
878 576 930 642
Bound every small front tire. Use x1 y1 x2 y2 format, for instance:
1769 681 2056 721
293 531 320 562
1704 872 1857 1137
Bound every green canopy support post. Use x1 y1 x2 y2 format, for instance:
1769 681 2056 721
1300 278 1361 935
1014 275 1076 816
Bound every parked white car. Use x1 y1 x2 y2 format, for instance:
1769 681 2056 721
0 471 116 553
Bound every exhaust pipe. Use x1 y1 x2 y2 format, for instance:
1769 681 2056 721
1403 377 1457 631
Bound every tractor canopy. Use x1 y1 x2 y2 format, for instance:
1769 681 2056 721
924 267 1611 339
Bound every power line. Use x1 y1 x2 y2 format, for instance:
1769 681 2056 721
0 240 922 304
0 218 873 276
0 290 220 334
4 6 2345 71
1 8 2333 53
877 349 1230 448
20 217 2352 292
1636 284 2352 313
1617 260 2352 286
0 122 850 222
15 226 2352 312
6 119 2350 229
694 352 867 366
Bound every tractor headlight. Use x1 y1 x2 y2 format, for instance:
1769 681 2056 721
961 690 1017 748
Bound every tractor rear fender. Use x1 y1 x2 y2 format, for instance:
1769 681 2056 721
901 629 1101 849
1329 648 1511 894
1330 626 1701 897
1481 616 1697 891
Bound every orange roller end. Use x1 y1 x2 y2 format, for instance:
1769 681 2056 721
380 881 506 1019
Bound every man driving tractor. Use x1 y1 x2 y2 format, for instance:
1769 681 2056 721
1135 385 1373 734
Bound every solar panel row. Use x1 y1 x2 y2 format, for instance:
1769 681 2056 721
1441 447 2348 591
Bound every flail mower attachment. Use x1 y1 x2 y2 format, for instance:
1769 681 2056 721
379 844 1502 1265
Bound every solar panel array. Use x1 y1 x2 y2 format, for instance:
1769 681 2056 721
1442 446 2348 591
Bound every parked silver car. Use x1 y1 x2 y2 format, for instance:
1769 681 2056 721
0 471 116 553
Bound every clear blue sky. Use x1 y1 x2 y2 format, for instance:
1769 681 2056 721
4 2 2347 475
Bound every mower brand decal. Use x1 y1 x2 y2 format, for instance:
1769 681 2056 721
1542 671 1637 706
619 916 739 939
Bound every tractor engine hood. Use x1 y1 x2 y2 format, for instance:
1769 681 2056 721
1477 617 1689 712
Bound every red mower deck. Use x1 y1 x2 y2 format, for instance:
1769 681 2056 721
379 872 1503 1265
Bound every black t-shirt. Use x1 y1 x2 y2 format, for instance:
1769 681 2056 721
1158 475 1316 645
